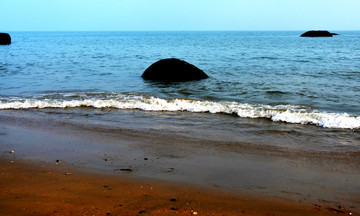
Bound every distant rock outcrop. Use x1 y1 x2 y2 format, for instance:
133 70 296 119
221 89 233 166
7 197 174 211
300 30 338 37
142 58 209 81
0 33 11 45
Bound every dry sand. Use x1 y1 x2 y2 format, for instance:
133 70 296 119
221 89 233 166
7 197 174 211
0 158 353 216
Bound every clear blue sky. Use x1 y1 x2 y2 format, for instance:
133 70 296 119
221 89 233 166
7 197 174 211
1 0 359 31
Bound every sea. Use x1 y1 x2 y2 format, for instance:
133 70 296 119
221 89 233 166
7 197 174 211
1 31 360 153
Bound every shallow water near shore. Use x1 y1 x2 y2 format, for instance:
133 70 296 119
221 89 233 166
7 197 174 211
1 31 360 153
1 31 360 129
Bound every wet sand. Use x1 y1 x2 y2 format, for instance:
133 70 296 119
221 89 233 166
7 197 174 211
0 158 353 216
0 110 359 215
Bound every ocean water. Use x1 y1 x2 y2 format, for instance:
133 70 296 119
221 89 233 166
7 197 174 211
1 31 360 151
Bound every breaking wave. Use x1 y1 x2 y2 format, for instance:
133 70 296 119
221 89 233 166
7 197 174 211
1 92 359 129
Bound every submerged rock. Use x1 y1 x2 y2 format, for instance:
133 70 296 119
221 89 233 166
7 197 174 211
0 33 11 45
142 58 208 81
300 30 337 37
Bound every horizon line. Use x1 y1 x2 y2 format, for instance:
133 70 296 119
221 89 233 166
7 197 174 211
3 29 360 32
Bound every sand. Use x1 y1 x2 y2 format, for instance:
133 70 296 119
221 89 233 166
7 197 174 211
0 112 359 215
0 158 353 216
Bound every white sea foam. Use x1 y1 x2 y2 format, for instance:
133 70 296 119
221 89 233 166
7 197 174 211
1 94 359 129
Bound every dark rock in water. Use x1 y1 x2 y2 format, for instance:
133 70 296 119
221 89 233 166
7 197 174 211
142 58 208 81
300 30 337 37
0 33 11 45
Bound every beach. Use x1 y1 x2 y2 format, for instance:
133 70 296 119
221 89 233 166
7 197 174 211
0 110 359 215
0 158 353 216
1 31 360 215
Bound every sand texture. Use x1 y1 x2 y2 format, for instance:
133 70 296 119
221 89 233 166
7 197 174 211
0 158 354 216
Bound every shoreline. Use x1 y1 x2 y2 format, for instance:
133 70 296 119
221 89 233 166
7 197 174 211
0 110 359 215
0 157 354 216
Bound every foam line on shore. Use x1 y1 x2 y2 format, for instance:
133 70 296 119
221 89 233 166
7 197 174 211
1 93 359 129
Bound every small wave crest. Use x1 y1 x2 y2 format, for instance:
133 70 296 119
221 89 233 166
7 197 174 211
1 93 359 129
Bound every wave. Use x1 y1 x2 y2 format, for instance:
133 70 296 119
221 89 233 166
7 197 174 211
1 92 359 129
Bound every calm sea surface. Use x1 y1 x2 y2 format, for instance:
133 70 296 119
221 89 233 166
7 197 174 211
1 31 360 151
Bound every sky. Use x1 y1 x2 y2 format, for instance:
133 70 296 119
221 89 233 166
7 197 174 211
1 0 359 31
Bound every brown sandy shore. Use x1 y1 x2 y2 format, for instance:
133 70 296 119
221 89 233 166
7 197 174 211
0 158 353 216
0 111 359 215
